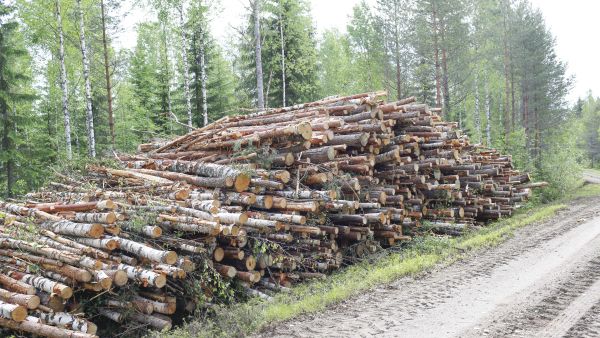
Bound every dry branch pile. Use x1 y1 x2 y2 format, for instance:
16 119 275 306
0 91 545 337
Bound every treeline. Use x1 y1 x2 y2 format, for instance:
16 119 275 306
0 0 595 199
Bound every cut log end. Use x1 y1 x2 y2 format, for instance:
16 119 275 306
298 122 313 140
112 270 128 287
162 251 178 265
87 322 98 335
99 277 113 290
234 174 251 192
284 153 295 166
105 212 117 224
261 196 274 209
89 223 105 239
213 247 225 262
154 275 167 288
27 296 41 310
58 287 73 300
10 305 27 322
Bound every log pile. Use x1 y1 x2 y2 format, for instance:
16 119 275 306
0 91 544 337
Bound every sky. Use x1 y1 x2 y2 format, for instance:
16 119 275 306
116 0 599 103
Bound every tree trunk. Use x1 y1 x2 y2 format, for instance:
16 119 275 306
178 4 193 131
253 0 265 109
279 12 286 106
76 0 96 158
438 12 449 115
100 0 115 147
431 3 442 108
200 36 208 126
502 0 511 141
193 33 202 126
1 100 14 197
474 70 481 143
392 0 402 100
160 21 173 123
485 79 491 147
55 0 72 160
522 79 529 148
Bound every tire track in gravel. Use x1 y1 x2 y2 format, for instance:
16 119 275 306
259 196 600 338
461 238 600 337
563 299 600 337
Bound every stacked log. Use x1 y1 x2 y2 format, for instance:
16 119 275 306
0 91 544 337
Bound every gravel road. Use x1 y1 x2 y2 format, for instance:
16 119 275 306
260 192 600 337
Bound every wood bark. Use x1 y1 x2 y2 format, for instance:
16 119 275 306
0 317 97 338
253 0 265 109
0 95 14 196
100 0 115 147
431 1 442 108
178 3 193 131
279 11 286 106
55 0 72 160
76 0 96 158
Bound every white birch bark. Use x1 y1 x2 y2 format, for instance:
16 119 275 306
485 79 491 147
41 220 104 238
76 0 96 158
130 312 172 331
72 237 118 251
200 38 208 126
160 21 173 119
55 0 72 160
474 71 481 143
178 3 193 131
279 12 286 106
14 274 72 299
117 264 166 288
38 312 95 334
116 237 177 264
253 0 265 109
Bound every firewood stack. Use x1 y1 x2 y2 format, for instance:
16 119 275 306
0 91 544 337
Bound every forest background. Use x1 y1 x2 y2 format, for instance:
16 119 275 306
1 0 599 201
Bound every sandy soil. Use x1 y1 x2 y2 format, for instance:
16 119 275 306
259 193 600 338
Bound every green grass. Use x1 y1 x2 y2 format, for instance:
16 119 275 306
160 186 600 338
565 179 600 200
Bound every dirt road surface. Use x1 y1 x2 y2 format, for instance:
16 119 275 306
583 170 600 184
262 193 600 338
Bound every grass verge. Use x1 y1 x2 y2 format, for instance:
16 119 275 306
161 185 600 338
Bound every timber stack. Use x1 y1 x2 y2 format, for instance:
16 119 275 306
0 91 544 337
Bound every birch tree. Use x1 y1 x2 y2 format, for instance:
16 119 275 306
279 12 285 106
55 0 72 160
76 0 96 158
199 35 208 126
177 1 193 130
189 1 208 126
